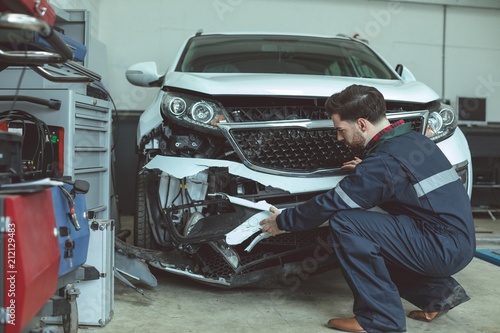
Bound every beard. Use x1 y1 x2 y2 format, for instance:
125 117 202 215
348 129 366 157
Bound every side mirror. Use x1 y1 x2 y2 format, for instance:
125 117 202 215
125 62 164 87
395 64 403 76
395 64 416 82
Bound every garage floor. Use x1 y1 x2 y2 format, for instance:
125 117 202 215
76 215 500 333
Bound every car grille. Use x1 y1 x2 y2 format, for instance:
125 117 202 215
228 105 328 122
231 126 354 171
218 110 428 176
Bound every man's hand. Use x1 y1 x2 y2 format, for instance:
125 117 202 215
341 157 362 171
259 206 285 236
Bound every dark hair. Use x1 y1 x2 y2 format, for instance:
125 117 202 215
325 84 386 124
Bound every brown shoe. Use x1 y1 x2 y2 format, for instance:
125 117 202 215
408 285 469 323
327 317 366 332
407 309 447 322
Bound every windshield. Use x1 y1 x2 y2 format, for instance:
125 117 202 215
177 34 397 79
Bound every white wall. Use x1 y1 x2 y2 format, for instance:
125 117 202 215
52 0 500 122
445 6 500 121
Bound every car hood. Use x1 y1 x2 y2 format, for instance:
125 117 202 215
163 72 440 103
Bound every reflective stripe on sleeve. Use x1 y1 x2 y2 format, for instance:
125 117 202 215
335 186 361 209
413 167 459 198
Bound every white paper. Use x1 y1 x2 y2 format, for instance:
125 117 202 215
0 177 64 188
225 210 273 245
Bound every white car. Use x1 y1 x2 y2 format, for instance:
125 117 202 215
124 31 472 287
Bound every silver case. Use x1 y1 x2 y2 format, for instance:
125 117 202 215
75 219 115 326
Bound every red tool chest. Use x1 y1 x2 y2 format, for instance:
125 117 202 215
1 189 59 333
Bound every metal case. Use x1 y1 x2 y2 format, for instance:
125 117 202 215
74 219 114 326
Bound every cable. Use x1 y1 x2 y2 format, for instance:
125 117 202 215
164 174 171 209
58 185 81 230
170 178 184 206
184 179 198 212
109 93 119 151
91 82 119 151
7 29 30 113
8 66 27 112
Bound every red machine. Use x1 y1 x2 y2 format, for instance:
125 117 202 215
1 189 60 333
0 0 57 26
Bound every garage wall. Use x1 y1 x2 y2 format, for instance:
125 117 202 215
52 0 500 121
445 6 500 121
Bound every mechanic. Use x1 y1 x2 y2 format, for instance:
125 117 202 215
260 84 475 333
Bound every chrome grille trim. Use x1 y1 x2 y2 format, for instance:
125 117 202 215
218 110 429 177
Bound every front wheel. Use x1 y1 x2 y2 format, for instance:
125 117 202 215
134 157 156 249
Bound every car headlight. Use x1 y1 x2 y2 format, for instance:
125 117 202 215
160 92 227 133
191 101 215 123
425 103 457 142
168 97 187 116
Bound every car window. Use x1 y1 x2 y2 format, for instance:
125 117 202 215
177 35 397 79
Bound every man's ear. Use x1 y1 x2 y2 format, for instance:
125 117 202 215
357 118 368 132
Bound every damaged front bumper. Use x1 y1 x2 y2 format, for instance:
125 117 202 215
126 155 341 287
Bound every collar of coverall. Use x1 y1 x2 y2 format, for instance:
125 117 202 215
364 119 410 155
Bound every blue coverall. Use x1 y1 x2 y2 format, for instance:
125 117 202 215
276 122 475 332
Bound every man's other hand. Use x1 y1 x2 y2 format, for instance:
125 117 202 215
341 157 362 171
259 206 285 236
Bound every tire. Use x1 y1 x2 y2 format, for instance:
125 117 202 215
134 157 156 249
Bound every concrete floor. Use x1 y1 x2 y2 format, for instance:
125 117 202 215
70 215 500 333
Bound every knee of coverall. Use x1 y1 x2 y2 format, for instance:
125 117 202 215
329 210 361 236
328 210 362 252
328 209 390 258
